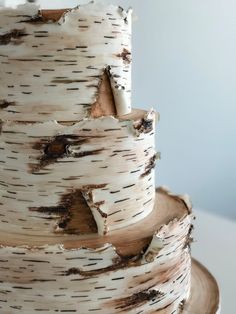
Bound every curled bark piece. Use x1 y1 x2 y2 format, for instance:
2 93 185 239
0 3 132 121
29 189 98 235
0 110 156 236
0 188 193 313
134 110 156 135
108 65 132 116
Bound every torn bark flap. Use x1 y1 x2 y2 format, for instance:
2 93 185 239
29 189 98 235
133 111 155 135
141 154 157 178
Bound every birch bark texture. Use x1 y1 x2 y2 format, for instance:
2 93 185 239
0 188 194 314
0 3 195 314
0 3 158 236
0 109 156 235
0 3 132 121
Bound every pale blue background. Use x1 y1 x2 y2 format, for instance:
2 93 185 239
2 0 236 219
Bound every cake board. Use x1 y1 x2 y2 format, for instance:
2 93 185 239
184 259 220 314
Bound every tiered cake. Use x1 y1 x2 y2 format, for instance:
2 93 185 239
0 3 219 314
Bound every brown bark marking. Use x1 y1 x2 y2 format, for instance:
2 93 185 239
82 184 108 191
113 289 162 311
90 68 117 118
64 255 141 277
183 224 194 250
0 100 15 110
179 299 186 311
141 154 157 178
134 116 154 134
51 79 89 84
117 48 131 64
29 135 104 173
81 184 110 231
0 29 28 45
29 189 98 235
73 149 104 158
18 13 47 24
18 9 68 24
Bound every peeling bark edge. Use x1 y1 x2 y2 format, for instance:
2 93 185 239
0 199 192 260
0 3 132 120
133 109 156 135
13 3 132 26
106 65 131 116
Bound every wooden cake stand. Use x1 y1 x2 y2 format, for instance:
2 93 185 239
184 259 220 314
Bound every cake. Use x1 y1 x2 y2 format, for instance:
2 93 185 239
0 2 218 314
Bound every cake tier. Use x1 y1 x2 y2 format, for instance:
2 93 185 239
0 188 193 314
0 3 131 121
0 109 156 236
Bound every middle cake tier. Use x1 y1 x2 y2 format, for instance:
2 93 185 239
0 109 157 236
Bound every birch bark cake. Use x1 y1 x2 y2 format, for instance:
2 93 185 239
0 3 195 313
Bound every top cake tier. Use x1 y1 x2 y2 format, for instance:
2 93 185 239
0 3 132 121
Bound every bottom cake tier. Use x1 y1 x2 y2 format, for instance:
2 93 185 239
0 188 195 313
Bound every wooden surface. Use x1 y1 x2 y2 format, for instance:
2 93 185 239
184 259 220 314
41 9 68 21
0 188 190 257
192 209 235 314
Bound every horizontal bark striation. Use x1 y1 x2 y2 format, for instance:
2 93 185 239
0 29 28 45
0 4 132 121
64 254 141 277
18 14 47 24
30 188 99 234
0 100 16 109
30 134 104 172
0 193 193 313
0 112 156 235
114 289 162 311
141 154 157 178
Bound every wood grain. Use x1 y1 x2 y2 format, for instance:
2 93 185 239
184 259 220 314
0 188 193 313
